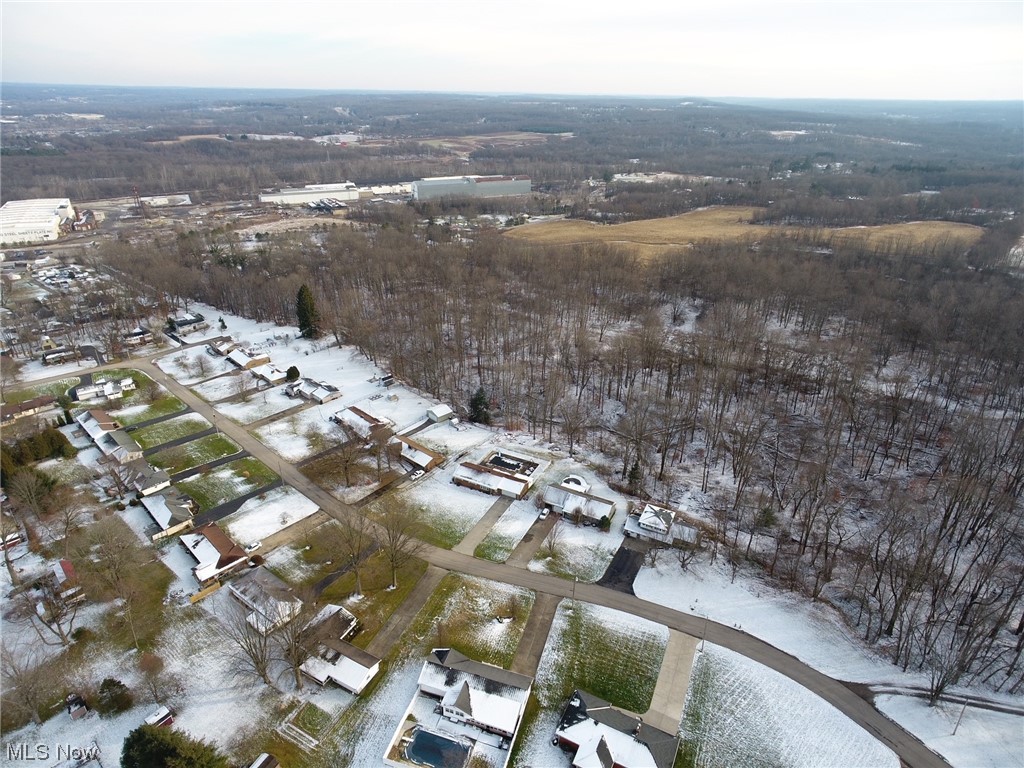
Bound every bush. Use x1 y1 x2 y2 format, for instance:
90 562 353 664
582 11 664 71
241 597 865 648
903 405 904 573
96 678 133 716
286 365 300 382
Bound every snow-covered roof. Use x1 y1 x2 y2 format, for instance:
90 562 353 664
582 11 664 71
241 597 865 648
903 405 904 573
392 434 444 469
543 483 616 521
300 642 380 693
141 492 194 531
556 690 676 768
332 405 390 438
227 347 271 369
453 463 529 497
228 566 303 634
250 363 287 383
179 523 246 583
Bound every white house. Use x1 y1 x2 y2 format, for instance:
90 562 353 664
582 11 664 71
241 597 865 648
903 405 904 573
127 459 172 497
542 477 616 525
227 347 271 370
300 604 379 693
426 404 454 422
623 502 701 547
73 377 137 402
391 434 444 471
416 649 533 739
555 690 677 768
140 491 196 540
228 567 303 634
285 378 342 404
251 364 288 386
179 523 247 584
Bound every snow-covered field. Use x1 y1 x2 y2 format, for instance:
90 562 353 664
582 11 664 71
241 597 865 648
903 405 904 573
681 645 900 768
633 556 1024 766
529 515 624 582
222 485 319 544
476 499 539 560
397 460 497 545
253 407 340 461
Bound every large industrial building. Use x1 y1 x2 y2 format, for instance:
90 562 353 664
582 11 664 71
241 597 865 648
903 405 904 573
411 174 531 201
258 182 360 206
0 198 76 245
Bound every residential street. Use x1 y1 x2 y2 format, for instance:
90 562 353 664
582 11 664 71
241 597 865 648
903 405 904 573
30 353 952 768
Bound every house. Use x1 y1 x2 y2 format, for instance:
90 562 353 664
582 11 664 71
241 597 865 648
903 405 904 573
1 394 57 423
391 434 444 471
97 430 143 464
127 459 172 497
417 648 533 739
285 377 342 404
228 566 303 634
300 604 380 694
169 312 209 336
51 559 85 605
39 335 60 352
207 338 238 356
555 690 677 768
141 491 197 540
251 363 288 386
122 327 154 347
248 755 281 768
623 502 701 548
542 476 616 526
332 405 392 439
73 376 137 402
179 523 248 585
227 347 272 370
426 403 454 422
452 449 549 500
75 409 120 439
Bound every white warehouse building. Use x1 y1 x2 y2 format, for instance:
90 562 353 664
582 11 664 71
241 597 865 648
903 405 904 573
412 175 531 201
0 198 76 245
259 182 360 206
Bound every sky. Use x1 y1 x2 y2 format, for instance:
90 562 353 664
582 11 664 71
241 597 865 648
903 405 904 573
1 0 1021 101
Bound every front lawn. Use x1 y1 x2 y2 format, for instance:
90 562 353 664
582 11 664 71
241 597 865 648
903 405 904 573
175 457 278 511
148 433 241 474
130 413 210 449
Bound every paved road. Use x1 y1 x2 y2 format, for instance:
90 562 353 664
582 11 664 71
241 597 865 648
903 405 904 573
26 353 954 768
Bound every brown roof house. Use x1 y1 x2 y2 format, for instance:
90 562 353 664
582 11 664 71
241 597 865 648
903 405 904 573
179 523 247 585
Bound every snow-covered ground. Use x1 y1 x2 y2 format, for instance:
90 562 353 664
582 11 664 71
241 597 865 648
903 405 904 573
633 555 1024 767
476 499 539 560
397 463 496 544
529 516 624 582
222 485 319 544
253 407 341 461
681 645 900 768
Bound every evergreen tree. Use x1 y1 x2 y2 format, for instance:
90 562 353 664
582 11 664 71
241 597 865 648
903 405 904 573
122 725 229 768
469 386 491 424
296 284 321 339
286 365 301 382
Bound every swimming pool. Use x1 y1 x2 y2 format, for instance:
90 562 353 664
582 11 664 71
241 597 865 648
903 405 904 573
404 726 471 768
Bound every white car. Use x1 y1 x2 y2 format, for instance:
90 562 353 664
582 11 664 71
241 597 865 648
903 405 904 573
411 470 425 480
244 541 262 554
538 508 549 520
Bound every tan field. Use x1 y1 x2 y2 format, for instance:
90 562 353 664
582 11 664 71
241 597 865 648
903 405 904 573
418 131 573 159
505 206 985 257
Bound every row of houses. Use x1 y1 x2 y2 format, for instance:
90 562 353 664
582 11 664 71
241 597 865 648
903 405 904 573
75 410 143 464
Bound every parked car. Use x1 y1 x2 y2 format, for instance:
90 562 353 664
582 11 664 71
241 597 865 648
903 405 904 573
244 541 263 554
411 470 425 480
538 508 549 520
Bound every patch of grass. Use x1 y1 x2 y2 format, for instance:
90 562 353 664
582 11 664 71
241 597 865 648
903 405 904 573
416 508 468 549
176 456 278 511
474 532 516 562
130 413 210 449
3 378 81 404
294 702 332 737
540 602 665 714
404 574 533 668
100 557 175 652
148 433 241 474
110 395 186 426
319 556 428 649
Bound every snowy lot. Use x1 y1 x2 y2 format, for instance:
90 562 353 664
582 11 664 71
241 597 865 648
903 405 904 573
475 499 539 561
680 645 899 768
253 407 341 462
396 461 497 546
528 515 624 582
633 556 1024 766
222 485 320 544
413 420 494 455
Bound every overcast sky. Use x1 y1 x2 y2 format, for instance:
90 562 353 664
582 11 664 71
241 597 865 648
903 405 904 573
2 1 1021 100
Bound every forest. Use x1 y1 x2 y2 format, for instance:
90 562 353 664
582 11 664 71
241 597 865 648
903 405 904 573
5 85 1024 703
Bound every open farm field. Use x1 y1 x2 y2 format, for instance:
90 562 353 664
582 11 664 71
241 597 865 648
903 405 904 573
505 206 985 257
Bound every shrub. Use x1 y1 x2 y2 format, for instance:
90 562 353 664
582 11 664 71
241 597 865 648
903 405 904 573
96 678 133 716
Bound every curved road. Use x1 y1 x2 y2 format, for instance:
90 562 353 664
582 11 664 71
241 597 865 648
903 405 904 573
32 352 950 768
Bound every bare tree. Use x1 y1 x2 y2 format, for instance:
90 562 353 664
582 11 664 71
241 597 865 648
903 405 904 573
375 496 425 589
336 512 377 598
1 640 65 726
221 600 275 687
542 518 565 560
